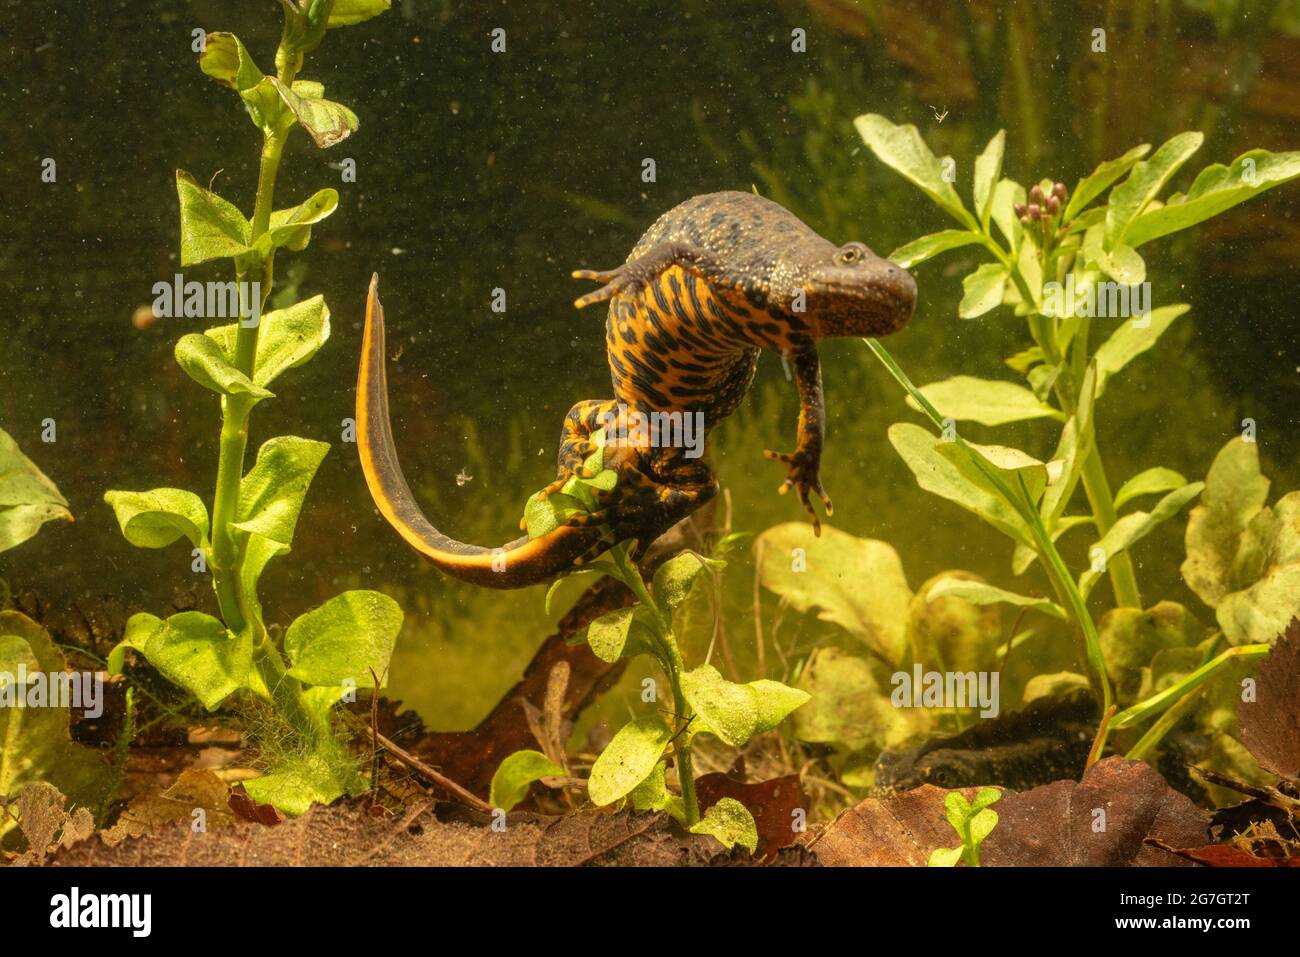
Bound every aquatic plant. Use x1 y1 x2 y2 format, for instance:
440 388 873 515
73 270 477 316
103 0 398 815
928 786 1001 867
0 426 72 554
490 438 808 845
856 115 1300 758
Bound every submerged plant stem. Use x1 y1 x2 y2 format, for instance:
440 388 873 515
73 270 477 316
207 54 301 638
612 544 700 824
1078 448 1142 608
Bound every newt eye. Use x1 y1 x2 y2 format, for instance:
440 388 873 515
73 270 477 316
835 243 865 265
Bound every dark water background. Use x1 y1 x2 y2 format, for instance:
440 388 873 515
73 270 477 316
2 0 1297 728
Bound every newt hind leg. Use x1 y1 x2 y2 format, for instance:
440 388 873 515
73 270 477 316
537 398 620 501
566 451 717 565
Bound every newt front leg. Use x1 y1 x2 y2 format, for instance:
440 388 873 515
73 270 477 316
764 345 833 534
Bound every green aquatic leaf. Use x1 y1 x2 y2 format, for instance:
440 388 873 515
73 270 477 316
908 572 1005 675
1063 143 1151 221
239 76 291 133
792 647 926 752
233 435 330 547
584 606 654 663
144 611 252 710
175 333 274 400
241 735 361 816
888 422 1032 547
1039 362 1096 527
255 189 340 255
1022 671 1092 702
0 427 72 553
855 113 975 227
1098 601 1205 703
270 79 358 148
888 230 984 269
1093 305 1190 397
284 590 402 687
973 130 1006 229
1078 483 1204 598
328 0 391 27
279 0 334 56
1125 148 1300 248
175 170 251 266
1214 491 1300 646
1106 132 1203 246
523 490 587 539
990 178 1026 253
911 375 1060 426
198 32 263 92
652 550 722 612
936 439 1057 507
629 762 685 821
924 576 1067 620
489 750 564 812
0 634 41 686
754 522 912 663
106 612 162 675
239 532 289 643
1082 223 1146 285
928 846 964 867
750 679 811 735
587 715 672 807
689 797 758 853
679 664 809 747
1114 467 1189 511
958 263 1009 318
0 612 114 839
104 487 209 549
1181 438 1272 608
681 664 758 747
205 295 331 388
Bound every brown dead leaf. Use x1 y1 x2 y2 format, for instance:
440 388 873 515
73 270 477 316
10 783 95 867
811 757 1209 866
101 769 235 846
809 782 978 865
1146 838 1300 867
696 772 806 859
1238 617 1300 783
228 786 286 826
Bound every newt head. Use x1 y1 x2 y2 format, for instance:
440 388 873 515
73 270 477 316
775 236 917 339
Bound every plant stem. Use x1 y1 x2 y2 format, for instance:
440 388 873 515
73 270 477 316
207 52 300 636
612 544 700 824
254 634 327 740
1079 446 1143 607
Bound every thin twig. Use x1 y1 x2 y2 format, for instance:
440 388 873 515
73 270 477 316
373 730 493 813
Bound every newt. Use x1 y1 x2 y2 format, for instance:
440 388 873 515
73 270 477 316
357 190 916 587
871 691 1101 795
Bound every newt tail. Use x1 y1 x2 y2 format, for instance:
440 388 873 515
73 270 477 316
356 274 603 587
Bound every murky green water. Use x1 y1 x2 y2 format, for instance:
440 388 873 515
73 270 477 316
3 0 1297 729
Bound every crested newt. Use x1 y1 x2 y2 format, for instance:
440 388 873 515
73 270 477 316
357 190 917 587
871 690 1101 795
